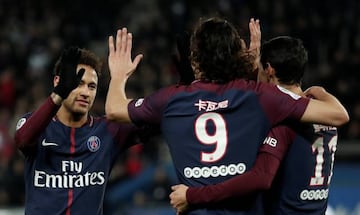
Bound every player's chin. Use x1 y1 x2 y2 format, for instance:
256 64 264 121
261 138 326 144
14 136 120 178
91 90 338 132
73 106 90 115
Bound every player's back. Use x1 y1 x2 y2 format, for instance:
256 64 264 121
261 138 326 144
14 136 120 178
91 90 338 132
161 80 306 215
164 81 268 214
128 79 309 214
162 81 268 185
263 123 338 215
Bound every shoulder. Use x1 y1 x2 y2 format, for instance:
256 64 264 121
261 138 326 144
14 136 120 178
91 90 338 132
15 112 32 130
269 125 297 140
266 125 297 149
129 84 184 109
229 79 281 95
151 84 186 98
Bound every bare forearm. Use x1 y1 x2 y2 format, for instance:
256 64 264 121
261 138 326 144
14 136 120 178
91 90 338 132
186 153 279 204
302 87 349 126
106 28 143 123
105 77 132 122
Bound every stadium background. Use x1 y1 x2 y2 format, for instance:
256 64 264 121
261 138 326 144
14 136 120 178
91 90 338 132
0 0 359 214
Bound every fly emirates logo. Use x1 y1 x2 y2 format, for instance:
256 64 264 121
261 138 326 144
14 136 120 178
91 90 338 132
34 161 105 188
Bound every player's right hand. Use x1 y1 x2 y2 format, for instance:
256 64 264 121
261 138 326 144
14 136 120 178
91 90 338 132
53 47 84 99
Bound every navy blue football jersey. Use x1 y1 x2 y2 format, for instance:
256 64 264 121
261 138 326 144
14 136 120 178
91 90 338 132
16 114 140 215
128 79 309 214
263 123 338 215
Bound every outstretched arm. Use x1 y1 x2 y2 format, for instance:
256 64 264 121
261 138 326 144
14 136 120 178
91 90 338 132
106 28 143 123
169 152 280 213
169 124 294 213
301 86 349 126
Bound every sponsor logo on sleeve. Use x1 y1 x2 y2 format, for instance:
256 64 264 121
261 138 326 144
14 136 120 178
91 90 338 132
263 136 277 147
135 98 144 107
16 118 26 130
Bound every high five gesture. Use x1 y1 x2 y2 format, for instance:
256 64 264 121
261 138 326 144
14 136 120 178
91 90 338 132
106 28 143 122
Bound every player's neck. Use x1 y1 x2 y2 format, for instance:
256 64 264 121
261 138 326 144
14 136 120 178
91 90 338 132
56 107 89 128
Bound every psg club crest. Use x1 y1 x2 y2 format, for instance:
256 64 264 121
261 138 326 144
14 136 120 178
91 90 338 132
87 136 101 152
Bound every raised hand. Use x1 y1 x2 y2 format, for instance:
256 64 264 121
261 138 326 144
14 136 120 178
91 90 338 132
169 184 189 214
53 47 85 99
248 18 261 58
248 18 262 79
105 28 142 122
108 28 143 82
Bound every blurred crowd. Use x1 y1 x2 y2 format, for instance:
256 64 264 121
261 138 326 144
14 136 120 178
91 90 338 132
0 0 359 212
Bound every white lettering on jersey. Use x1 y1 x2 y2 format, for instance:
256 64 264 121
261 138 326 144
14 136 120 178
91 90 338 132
183 162 246 178
16 118 26 130
194 99 229 112
276 85 301 100
62 161 82 173
313 124 337 133
263 137 278 147
34 170 105 188
33 160 105 188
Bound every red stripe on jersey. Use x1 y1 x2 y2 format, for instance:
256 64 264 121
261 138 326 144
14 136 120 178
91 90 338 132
66 189 74 215
66 128 76 215
70 128 76 154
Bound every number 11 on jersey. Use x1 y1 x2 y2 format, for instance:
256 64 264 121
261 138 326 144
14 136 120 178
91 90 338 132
310 136 338 186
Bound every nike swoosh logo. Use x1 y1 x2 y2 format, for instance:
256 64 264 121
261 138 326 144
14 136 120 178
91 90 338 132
42 139 59 146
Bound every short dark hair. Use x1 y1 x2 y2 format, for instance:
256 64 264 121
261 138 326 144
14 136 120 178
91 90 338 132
260 36 308 85
190 17 254 83
53 48 102 77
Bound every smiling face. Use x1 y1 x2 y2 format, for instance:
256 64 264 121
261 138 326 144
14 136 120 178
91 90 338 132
58 64 98 116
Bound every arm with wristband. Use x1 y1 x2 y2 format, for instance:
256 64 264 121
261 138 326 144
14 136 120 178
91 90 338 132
15 47 85 149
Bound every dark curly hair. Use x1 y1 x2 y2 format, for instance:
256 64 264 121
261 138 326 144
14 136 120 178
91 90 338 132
190 17 255 83
53 47 102 77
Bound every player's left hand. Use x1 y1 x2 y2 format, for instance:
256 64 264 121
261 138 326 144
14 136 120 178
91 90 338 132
304 86 326 99
169 184 189 213
108 28 143 82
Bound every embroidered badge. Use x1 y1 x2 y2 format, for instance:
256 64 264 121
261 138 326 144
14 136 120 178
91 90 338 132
87 136 101 152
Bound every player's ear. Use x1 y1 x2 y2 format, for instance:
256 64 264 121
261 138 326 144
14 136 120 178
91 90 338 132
265 63 279 84
264 62 274 75
53 75 60 87
264 62 271 69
